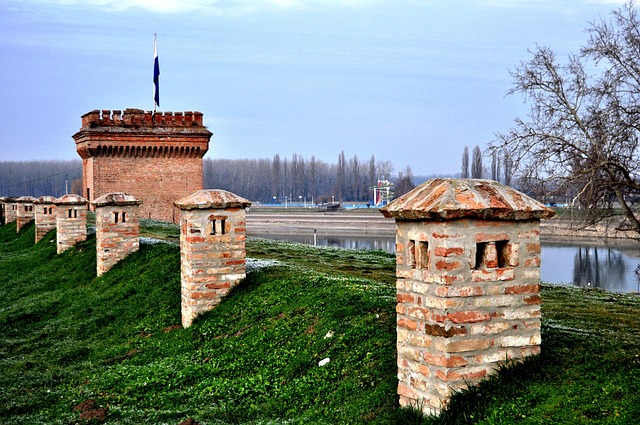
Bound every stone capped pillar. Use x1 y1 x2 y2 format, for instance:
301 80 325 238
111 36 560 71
54 194 89 254
4 197 18 224
175 189 251 328
381 178 554 416
93 193 142 276
34 196 58 243
15 196 37 232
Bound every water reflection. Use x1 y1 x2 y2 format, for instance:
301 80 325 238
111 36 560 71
251 233 396 253
541 244 640 294
573 247 625 289
250 233 640 294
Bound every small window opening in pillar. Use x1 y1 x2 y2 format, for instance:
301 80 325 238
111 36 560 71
209 218 227 235
496 240 509 267
417 241 429 269
68 208 73 218
114 212 119 223
43 207 48 214
475 240 509 269
122 211 126 223
48 207 53 214
407 240 416 268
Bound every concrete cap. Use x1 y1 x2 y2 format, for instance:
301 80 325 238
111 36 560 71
92 192 142 207
54 194 89 205
381 178 555 221
15 196 37 203
35 196 58 204
174 189 251 210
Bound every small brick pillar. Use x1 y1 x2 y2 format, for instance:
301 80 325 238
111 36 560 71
54 194 89 254
15 196 37 232
175 189 251 328
381 178 554 416
93 193 142 276
4 197 18 224
34 196 58 243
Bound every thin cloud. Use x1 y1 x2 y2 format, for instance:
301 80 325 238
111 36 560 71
42 0 376 14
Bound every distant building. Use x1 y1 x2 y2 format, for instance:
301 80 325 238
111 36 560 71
73 108 212 223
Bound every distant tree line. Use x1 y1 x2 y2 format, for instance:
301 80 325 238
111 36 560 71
0 153 416 203
0 160 82 198
204 152 414 204
460 145 513 185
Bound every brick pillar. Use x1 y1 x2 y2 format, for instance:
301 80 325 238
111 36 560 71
54 194 88 254
15 196 37 233
175 189 251 328
4 197 18 224
34 196 57 243
93 193 142 276
381 179 554 416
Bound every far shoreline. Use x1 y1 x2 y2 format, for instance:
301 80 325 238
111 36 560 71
246 206 639 246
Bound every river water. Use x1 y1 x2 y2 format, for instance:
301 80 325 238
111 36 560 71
250 233 640 294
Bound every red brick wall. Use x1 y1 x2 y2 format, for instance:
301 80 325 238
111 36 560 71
89 155 203 222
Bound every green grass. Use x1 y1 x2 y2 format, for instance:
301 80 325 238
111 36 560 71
1 221 639 424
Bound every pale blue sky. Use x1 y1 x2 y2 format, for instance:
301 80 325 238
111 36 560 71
0 0 626 176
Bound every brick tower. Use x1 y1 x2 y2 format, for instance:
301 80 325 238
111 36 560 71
73 108 212 223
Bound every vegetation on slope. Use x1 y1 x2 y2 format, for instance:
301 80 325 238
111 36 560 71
1 220 639 424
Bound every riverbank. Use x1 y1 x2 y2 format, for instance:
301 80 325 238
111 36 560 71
246 207 640 243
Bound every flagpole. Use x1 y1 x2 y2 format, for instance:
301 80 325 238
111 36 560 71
153 33 160 117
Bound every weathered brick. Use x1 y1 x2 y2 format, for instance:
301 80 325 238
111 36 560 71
422 352 468 367
447 310 491 324
434 246 465 257
435 259 463 271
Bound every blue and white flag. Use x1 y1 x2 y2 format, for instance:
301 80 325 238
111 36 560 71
153 33 160 109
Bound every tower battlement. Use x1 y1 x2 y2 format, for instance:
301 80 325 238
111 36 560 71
81 108 205 128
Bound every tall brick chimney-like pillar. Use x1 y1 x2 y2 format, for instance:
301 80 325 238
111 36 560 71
381 178 554 416
15 196 36 233
175 189 251 328
54 194 89 254
34 196 57 243
93 193 142 276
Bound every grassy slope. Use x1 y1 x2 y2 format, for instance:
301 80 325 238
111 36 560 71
1 221 639 424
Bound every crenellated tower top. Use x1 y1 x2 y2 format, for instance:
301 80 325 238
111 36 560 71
80 108 205 128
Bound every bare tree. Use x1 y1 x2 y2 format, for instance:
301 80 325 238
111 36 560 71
376 160 394 181
395 166 415 197
368 155 376 188
471 145 483 178
491 2 640 234
491 150 498 181
334 151 346 202
461 146 469 178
